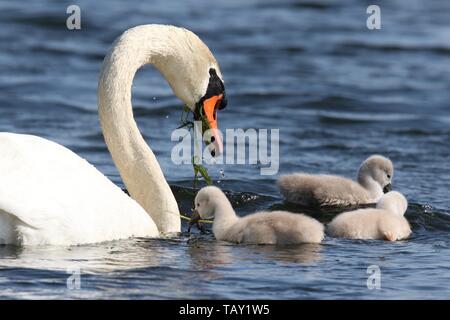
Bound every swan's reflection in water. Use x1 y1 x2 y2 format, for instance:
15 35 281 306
247 243 322 265
0 235 322 298
0 237 197 299
186 235 322 269
0 238 167 273
0 236 322 274
186 236 234 281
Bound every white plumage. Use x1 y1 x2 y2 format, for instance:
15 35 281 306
192 186 324 245
326 191 411 241
0 133 158 245
0 25 225 245
278 155 394 207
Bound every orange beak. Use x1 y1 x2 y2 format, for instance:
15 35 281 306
202 94 223 156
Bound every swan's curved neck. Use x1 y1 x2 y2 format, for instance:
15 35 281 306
212 196 238 239
97 28 181 233
358 175 383 202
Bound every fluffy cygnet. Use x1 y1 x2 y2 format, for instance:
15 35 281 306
278 155 394 207
326 191 411 241
191 186 324 244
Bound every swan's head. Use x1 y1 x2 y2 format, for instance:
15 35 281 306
376 191 408 216
149 26 227 157
357 155 394 193
192 68 227 157
192 186 227 220
107 25 227 157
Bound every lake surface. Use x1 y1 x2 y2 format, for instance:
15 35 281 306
0 0 449 299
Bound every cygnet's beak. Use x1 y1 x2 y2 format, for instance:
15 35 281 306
187 209 201 233
383 183 393 193
201 94 224 157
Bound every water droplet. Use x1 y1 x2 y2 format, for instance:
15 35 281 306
423 203 433 213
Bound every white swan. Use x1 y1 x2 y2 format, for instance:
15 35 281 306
326 191 411 241
0 25 227 246
190 186 324 244
277 155 394 207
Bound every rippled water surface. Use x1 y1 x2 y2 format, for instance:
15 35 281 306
1 0 450 299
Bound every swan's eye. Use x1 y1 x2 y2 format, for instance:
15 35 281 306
387 174 391 179
197 203 200 207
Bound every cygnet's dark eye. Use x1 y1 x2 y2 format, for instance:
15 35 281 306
387 174 391 179
197 203 200 207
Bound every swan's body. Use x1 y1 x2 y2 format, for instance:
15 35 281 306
192 186 324 244
278 155 394 207
0 133 158 245
327 191 411 241
0 25 226 245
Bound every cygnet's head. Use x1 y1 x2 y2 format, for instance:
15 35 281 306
357 155 394 193
376 191 408 216
193 186 227 220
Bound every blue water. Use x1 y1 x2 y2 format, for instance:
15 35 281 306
1 0 450 299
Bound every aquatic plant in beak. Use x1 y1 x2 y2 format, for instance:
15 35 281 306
178 101 226 185
178 106 214 186
177 68 227 229
177 68 227 187
177 104 219 230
